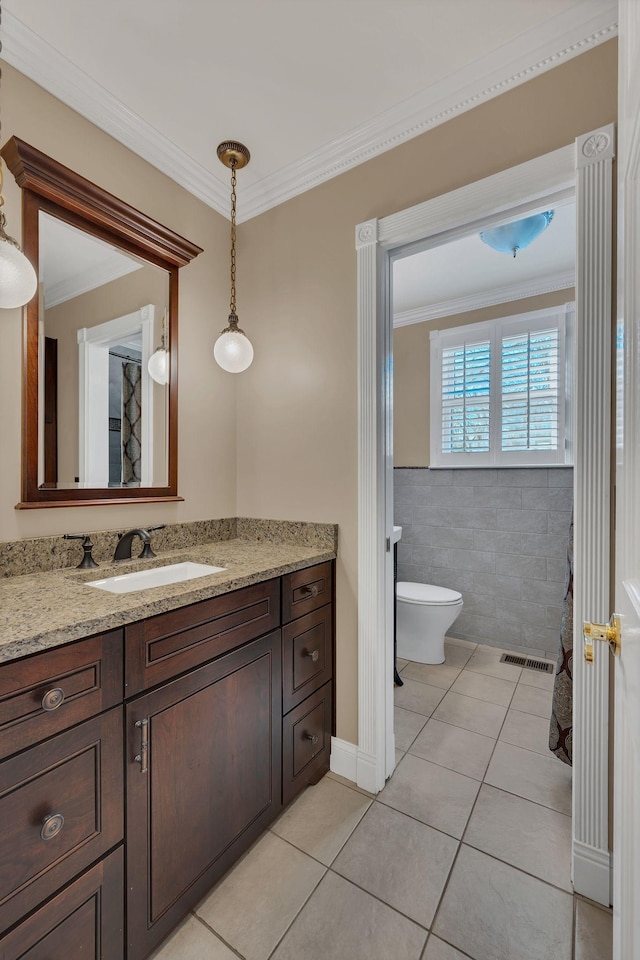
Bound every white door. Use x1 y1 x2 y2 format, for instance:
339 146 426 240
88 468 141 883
612 3 640 955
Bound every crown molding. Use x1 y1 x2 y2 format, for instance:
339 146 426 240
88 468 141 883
2 3 617 223
393 270 575 327
1 12 230 218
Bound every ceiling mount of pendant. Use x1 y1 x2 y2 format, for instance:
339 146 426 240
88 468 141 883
216 141 251 170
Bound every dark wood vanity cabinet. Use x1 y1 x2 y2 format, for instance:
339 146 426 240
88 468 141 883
126 630 282 959
0 560 334 960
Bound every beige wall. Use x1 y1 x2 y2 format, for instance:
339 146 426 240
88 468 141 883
394 287 575 467
45 263 169 484
1 42 617 746
0 63 237 539
236 41 617 744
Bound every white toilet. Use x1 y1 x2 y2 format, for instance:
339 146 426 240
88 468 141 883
396 582 463 664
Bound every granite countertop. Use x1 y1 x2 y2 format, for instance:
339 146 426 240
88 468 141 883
0 537 336 664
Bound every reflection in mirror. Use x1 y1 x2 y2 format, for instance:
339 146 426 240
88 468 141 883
38 212 170 490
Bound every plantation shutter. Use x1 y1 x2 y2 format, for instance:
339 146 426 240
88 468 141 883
441 340 491 453
501 327 560 452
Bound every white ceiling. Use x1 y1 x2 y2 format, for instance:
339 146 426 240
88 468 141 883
3 1 617 221
393 200 576 323
39 213 142 309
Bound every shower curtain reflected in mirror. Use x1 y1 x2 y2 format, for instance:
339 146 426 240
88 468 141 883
122 361 142 486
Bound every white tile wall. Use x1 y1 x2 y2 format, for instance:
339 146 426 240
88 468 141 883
394 467 572 658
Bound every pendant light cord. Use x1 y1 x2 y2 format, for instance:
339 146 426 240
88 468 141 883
229 159 237 316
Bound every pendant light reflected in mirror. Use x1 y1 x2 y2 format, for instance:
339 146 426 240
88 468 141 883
0 160 37 308
214 140 254 373
148 309 169 385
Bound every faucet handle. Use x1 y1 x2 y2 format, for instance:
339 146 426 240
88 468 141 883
138 524 164 560
64 534 99 570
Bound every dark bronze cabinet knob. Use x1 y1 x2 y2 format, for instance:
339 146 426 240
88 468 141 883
306 733 319 745
41 813 64 840
42 687 65 711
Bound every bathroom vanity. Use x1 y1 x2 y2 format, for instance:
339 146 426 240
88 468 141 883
0 538 335 960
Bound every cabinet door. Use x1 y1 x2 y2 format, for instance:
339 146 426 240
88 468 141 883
126 630 282 960
0 846 123 960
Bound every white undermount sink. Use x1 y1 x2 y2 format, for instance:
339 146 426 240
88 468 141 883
87 561 226 594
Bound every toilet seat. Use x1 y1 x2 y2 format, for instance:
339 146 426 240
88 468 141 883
396 581 462 605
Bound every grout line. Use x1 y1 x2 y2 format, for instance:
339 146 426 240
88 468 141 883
192 912 247 959
325 865 431 933
263 870 329 960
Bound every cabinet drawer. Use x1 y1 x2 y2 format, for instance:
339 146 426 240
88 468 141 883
0 846 123 960
282 561 333 624
0 630 123 761
282 606 333 713
126 578 280 695
0 707 123 931
283 681 332 805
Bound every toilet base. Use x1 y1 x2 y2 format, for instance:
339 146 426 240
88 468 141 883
396 594 463 665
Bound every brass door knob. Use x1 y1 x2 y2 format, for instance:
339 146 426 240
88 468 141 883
584 614 621 661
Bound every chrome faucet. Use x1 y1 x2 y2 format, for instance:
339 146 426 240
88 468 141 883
113 525 165 561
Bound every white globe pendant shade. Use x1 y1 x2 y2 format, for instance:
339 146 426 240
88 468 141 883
214 328 254 373
0 237 38 308
147 347 169 385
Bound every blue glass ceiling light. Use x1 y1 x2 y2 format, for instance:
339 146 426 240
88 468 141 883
480 211 554 258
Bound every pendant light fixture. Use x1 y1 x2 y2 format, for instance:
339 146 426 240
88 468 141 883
214 140 254 373
480 210 554 258
148 309 169 385
0 160 38 308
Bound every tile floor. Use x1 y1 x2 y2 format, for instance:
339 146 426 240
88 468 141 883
151 639 613 960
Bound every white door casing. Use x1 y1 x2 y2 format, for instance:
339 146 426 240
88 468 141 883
613 2 640 954
347 130 614 903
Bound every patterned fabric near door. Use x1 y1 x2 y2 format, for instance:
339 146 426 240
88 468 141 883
122 361 142 485
549 512 573 765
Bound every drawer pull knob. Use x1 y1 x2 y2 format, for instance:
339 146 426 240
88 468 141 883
306 733 319 745
303 584 319 598
42 687 65 712
306 649 320 663
135 718 149 774
41 813 64 840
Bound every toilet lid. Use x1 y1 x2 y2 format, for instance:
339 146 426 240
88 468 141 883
396 581 462 605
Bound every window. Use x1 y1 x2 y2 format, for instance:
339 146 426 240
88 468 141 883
430 303 573 467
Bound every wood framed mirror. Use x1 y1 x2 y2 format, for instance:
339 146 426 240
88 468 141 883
0 137 202 507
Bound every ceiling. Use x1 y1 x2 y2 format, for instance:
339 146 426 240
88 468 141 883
393 199 576 323
3 1 616 222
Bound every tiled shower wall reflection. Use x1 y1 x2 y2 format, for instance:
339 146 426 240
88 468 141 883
394 467 573 659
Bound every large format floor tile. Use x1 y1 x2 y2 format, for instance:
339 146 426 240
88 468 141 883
433 846 574 960
574 898 613 960
519 665 555 689
433 690 507 738
463 784 572 891
395 677 446 716
271 776 371 865
332 802 458 928
401 660 462 690
510 682 553 718
195 832 325 960
149 916 237 960
484 741 572 815
499 708 552 756
423 937 474 960
379 753 480 839
442 642 475 668
395 706 429 751
465 648 522 682
271 872 427 960
450 670 516 707
409 718 495 781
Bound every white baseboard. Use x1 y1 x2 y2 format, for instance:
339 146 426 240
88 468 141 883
573 839 612 905
329 737 358 783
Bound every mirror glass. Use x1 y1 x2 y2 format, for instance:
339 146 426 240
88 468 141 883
38 211 170 489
